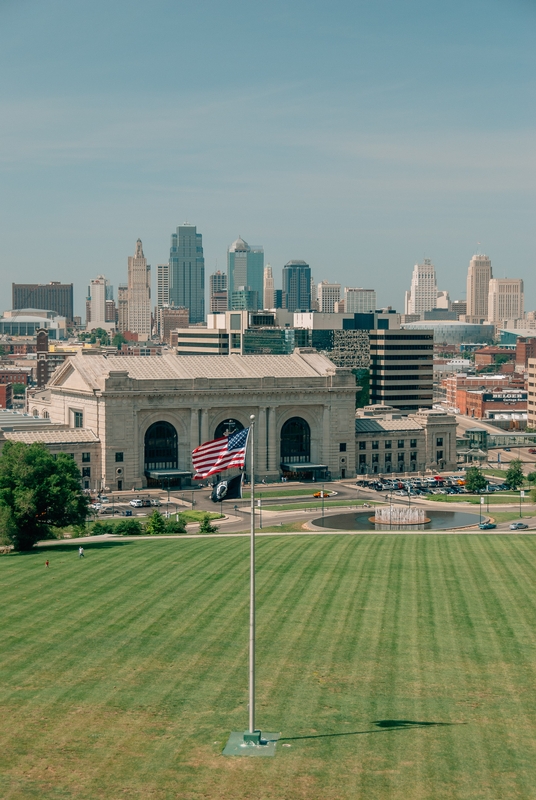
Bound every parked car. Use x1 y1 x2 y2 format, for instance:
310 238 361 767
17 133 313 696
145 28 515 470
141 499 152 507
99 507 116 515
129 499 143 507
504 447 511 452
313 491 330 498
99 495 109 504
479 522 497 530
509 521 528 530
529 449 536 454
89 502 101 511
150 498 162 506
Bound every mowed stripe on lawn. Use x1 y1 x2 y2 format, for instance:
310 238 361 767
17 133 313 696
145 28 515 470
1 535 536 800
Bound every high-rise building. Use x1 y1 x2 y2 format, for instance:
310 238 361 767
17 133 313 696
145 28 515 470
317 281 341 313
282 261 311 312
405 259 437 315
157 264 170 309
127 239 151 338
466 254 492 319
169 223 205 324
117 285 128 333
487 279 524 324
345 288 376 314
451 300 467 319
263 265 275 309
227 237 264 310
209 270 228 312
86 275 110 329
369 328 434 413
12 282 74 323
157 306 190 344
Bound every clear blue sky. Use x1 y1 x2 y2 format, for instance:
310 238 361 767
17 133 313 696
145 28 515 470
1 0 535 315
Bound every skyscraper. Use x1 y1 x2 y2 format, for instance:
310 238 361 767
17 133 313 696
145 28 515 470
209 270 227 312
282 261 311 312
13 282 74 323
466 254 492 319
117 285 128 333
263 265 275 309
127 239 151 338
344 287 376 314
227 237 264 310
317 281 341 313
169 223 205 324
487 279 524 324
86 275 111 329
405 259 437 315
157 263 170 310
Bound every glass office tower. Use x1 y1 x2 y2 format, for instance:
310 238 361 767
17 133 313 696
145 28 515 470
169 223 205 324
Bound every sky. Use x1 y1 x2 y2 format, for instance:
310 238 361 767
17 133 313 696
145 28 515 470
1 0 535 317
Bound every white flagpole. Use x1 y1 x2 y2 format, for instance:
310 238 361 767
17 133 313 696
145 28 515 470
248 414 256 734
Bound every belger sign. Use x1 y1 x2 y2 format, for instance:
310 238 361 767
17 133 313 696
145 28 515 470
483 392 527 404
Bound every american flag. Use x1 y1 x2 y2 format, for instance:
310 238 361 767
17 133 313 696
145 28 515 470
192 427 250 479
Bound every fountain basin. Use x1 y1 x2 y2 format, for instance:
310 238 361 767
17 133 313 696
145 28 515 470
312 509 483 531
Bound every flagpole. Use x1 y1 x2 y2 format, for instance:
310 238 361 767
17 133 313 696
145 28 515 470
248 414 256 734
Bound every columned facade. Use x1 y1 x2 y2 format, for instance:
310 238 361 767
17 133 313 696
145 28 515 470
31 352 356 489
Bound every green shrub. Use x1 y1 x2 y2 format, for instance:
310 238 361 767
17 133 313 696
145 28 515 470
115 519 143 536
91 521 115 536
199 513 219 534
166 515 187 534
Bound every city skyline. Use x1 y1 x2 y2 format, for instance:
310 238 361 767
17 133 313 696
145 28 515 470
1 1 535 316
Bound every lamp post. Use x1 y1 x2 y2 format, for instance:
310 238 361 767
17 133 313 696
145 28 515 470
321 483 325 518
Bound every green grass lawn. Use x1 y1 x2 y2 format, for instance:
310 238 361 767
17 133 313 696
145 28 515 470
2 536 536 799
243 488 327 499
426 492 523 505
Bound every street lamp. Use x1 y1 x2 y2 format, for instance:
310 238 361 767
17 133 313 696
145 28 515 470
321 482 325 518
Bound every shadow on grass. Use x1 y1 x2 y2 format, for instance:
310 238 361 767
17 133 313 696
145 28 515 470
280 719 464 742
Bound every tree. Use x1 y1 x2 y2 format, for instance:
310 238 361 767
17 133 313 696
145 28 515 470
505 459 524 490
91 521 115 536
527 472 536 484
531 487 536 504
199 513 219 534
464 466 487 494
11 383 26 395
166 515 187 534
0 442 88 550
144 510 167 535
115 519 143 536
353 369 370 408
112 333 127 349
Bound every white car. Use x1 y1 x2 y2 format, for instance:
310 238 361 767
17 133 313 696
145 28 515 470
129 499 143 507
90 502 101 511
150 498 161 507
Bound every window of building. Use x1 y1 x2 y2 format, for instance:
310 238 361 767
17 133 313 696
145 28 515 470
372 453 379 463
115 452 124 462
398 451 404 462
437 450 444 461
372 440 379 450
73 411 83 428
410 439 417 448
436 437 443 446
410 451 417 462
82 452 90 463
230 314 242 331
384 440 391 449
82 467 91 477
358 441 366 450
339 443 347 452
385 453 392 463
359 453 366 464
230 333 241 349
397 440 404 449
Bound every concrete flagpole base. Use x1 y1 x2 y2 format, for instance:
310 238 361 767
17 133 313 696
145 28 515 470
222 731 280 757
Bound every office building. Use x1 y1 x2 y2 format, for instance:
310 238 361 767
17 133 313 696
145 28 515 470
157 306 189 345
157 264 170 309
169 223 205 324
451 300 467 319
369 328 434 413
282 260 311 312
209 270 227 313
12 282 74 324
404 259 437 315
466 254 492 319
227 237 264 310
263 265 275 309
117 285 128 333
345 288 376 314
487 279 524 324
317 281 341 313
86 276 110 329
127 239 151 338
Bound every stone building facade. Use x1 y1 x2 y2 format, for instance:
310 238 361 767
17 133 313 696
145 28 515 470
29 351 356 490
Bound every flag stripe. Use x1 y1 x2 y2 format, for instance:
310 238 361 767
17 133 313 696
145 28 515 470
192 428 249 479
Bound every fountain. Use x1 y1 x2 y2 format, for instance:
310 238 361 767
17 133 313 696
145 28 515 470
372 505 430 526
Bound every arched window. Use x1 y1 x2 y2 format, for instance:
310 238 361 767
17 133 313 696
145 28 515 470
144 421 178 472
214 418 244 439
280 417 311 464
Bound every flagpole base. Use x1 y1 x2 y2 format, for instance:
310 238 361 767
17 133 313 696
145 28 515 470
222 730 280 757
